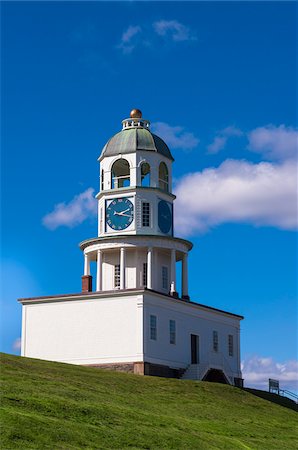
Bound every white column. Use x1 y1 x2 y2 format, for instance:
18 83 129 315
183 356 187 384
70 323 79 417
84 253 90 276
182 252 188 297
96 249 102 291
147 247 153 290
120 247 125 289
171 249 176 292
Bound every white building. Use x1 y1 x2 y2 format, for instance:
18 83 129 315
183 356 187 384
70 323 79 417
19 109 244 386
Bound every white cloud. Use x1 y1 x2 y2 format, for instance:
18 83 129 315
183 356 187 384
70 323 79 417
12 338 21 352
207 136 227 154
248 125 298 161
242 356 298 392
174 159 298 235
153 20 196 42
207 126 243 154
117 20 196 54
151 122 199 150
222 126 244 137
42 188 97 230
117 25 142 54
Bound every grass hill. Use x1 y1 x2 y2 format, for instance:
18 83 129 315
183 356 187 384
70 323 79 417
1 353 297 449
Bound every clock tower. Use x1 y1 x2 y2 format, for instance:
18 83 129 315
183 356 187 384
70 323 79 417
19 108 243 385
80 109 193 298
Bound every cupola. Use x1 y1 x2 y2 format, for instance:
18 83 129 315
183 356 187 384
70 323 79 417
99 109 174 161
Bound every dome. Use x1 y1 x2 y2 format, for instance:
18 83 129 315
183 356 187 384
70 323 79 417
99 112 174 161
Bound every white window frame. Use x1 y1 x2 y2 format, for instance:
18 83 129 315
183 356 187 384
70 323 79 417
162 266 169 291
143 262 147 287
228 334 234 357
169 319 176 345
213 330 219 352
150 315 157 340
142 202 151 227
114 264 120 288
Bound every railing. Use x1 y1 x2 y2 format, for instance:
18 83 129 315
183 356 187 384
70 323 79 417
208 351 238 384
279 389 298 403
181 352 240 383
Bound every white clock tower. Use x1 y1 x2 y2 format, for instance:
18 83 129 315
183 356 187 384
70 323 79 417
19 109 243 385
80 109 192 299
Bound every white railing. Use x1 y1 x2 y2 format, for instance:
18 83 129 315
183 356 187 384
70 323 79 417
182 352 238 383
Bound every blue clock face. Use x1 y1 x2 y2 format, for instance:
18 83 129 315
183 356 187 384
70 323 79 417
158 200 172 234
106 198 134 231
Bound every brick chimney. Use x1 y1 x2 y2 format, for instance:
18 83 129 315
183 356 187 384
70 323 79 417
82 275 92 292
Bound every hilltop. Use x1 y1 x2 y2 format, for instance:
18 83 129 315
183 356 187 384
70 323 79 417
1 353 297 449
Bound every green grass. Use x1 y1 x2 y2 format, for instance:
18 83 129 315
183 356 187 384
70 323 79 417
1 353 297 449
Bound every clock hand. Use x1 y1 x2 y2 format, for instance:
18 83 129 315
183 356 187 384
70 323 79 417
113 211 132 218
117 208 130 216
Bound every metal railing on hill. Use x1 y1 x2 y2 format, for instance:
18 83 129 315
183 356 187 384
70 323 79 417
279 389 298 403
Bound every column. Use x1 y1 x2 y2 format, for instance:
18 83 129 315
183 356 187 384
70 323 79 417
84 253 90 275
120 247 125 290
147 247 153 290
182 252 189 299
96 249 102 291
170 249 176 293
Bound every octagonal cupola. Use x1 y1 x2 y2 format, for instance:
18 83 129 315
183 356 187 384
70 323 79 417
99 109 174 162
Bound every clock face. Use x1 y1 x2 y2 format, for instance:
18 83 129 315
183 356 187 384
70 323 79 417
106 197 134 231
158 200 172 234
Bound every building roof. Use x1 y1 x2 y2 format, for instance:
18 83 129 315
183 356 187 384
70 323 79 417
18 288 244 320
99 124 174 161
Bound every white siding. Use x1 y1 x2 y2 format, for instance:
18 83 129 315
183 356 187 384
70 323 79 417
143 293 242 382
22 295 143 365
21 291 242 383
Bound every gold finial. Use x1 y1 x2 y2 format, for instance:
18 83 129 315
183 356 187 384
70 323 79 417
130 108 142 119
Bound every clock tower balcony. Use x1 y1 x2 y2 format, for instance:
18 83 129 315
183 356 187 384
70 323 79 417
79 235 192 300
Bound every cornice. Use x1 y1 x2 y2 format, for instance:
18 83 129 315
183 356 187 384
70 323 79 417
79 234 193 252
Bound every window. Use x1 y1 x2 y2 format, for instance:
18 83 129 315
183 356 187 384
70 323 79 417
150 315 157 340
101 169 104 191
141 162 150 187
159 162 169 192
142 202 150 227
213 331 218 352
111 159 130 189
169 320 176 344
228 335 234 357
162 266 168 290
143 262 147 287
114 264 120 288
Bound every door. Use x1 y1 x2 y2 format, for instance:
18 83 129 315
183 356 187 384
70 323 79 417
191 334 199 364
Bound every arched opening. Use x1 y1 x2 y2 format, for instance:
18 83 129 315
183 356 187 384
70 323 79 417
101 169 104 191
141 162 150 187
159 162 169 192
111 159 130 189
202 369 229 385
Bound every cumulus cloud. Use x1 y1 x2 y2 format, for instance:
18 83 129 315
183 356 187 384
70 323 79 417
117 25 142 54
42 188 97 230
151 122 199 150
242 356 298 392
153 20 197 42
12 338 21 352
207 126 243 154
248 125 298 161
174 159 298 235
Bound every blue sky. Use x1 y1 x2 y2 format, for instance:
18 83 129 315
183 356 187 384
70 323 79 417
1 1 297 390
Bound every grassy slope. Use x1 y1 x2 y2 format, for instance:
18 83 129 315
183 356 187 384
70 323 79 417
1 353 297 450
